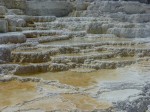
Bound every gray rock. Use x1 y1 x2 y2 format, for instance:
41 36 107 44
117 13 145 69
87 22 113 34
25 16 56 22
14 63 50 75
0 45 11 63
49 63 70 72
107 28 150 38
11 51 50 63
86 1 150 14
0 32 26 44
0 19 8 33
6 15 26 27
0 5 7 15
0 0 26 10
25 0 73 17
5 15 26 32
116 83 150 112
7 9 24 15
0 64 18 75
128 14 150 23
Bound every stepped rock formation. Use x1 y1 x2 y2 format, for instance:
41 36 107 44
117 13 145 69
0 0 150 112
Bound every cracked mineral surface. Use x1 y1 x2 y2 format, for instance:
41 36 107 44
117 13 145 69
0 0 150 112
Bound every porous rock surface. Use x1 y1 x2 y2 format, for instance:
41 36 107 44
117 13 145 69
0 0 150 112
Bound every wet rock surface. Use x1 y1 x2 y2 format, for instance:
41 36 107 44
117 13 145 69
0 0 150 112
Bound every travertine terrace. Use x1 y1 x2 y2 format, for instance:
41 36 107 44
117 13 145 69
0 0 150 112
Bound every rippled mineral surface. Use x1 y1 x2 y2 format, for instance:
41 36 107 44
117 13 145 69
0 0 150 112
